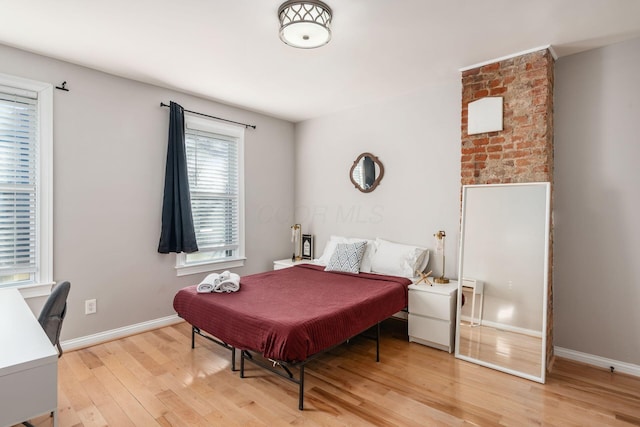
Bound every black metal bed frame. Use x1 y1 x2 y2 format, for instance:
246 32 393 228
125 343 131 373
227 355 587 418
190 322 382 410
191 325 238 371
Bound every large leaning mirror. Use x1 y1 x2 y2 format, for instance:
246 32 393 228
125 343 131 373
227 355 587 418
456 182 550 383
350 152 384 193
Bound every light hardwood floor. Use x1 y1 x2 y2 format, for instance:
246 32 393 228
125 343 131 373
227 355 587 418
19 320 640 426
458 322 543 377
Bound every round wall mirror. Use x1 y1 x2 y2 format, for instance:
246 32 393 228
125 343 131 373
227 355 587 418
349 152 384 193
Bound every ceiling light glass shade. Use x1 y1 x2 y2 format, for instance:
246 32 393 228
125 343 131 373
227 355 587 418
278 0 332 49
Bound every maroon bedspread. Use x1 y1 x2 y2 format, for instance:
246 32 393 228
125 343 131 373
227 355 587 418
173 264 410 363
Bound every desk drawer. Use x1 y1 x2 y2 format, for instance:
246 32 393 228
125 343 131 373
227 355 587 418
408 290 450 320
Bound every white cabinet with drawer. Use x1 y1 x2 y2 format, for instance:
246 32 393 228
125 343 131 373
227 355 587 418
408 281 458 353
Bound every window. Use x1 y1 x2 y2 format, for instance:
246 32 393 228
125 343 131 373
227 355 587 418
176 115 245 276
0 73 53 293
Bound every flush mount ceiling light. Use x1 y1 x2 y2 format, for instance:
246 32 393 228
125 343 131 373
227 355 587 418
278 0 333 49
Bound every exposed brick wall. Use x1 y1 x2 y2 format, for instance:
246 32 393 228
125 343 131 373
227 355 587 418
461 50 554 185
460 49 555 372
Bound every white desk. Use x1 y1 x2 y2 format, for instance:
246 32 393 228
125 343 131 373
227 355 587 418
0 288 58 427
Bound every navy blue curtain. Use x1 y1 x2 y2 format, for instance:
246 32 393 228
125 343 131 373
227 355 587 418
158 102 198 253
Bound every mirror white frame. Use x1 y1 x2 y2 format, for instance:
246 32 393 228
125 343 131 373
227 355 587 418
455 182 551 383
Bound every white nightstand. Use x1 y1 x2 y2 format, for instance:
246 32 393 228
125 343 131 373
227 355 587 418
408 281 458 353
273 258 313 270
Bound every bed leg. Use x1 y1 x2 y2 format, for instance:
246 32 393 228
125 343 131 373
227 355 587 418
298 365 305 410
191 326 196 349
376 322 380 362
240 351 245 378
231 347 236 371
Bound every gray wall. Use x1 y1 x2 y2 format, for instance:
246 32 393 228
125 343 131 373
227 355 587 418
0 43 295 342
297 35 640 368
555 36 640 365
294 81 462 278
4 33 638 367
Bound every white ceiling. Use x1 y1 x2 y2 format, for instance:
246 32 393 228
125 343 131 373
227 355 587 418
1 0 640 122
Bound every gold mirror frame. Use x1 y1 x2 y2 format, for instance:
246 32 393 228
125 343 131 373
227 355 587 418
349 152 384 193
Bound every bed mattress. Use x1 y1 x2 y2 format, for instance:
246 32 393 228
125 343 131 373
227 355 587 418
173 264 410 363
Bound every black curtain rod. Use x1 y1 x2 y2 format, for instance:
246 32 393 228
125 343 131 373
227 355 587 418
160 102 256 129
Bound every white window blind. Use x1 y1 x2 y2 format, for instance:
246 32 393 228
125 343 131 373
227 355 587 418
0 88 38 285
184 127 240 263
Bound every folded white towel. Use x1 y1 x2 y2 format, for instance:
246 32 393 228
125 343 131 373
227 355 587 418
196 271 240 293
196 283 214 293
213 271 240 293
197 273 221 293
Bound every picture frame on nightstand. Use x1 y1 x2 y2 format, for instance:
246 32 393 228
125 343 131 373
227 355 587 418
301 234 313 259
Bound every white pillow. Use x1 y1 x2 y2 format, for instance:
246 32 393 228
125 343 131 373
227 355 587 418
416 248 430 274
317 235 376 272
325 241 367 274
371 238 429 278
317 235 348 265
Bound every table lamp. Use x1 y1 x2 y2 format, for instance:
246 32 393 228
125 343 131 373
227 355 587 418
434 230 450 284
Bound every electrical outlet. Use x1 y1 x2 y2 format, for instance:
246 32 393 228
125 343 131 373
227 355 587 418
85 299 97 315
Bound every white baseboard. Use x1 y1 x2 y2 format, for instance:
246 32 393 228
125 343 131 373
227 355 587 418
554 346 640 378
60 314 183 352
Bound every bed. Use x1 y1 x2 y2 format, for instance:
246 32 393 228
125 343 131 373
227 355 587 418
173 263 412 409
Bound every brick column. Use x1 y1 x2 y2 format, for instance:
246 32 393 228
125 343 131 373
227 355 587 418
460 48 555 371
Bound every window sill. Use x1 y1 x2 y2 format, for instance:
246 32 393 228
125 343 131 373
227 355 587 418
175 257 246 277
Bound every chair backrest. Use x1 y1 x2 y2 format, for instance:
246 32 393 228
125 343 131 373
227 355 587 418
38 281 70 357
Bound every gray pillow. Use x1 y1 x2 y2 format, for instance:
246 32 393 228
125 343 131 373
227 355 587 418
325 241 367 274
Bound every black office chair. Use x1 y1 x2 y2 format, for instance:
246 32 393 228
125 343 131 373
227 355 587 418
38 281 71 358
23 281 71 427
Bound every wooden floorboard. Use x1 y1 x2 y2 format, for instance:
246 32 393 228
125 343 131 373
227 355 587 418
17 319 640 426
